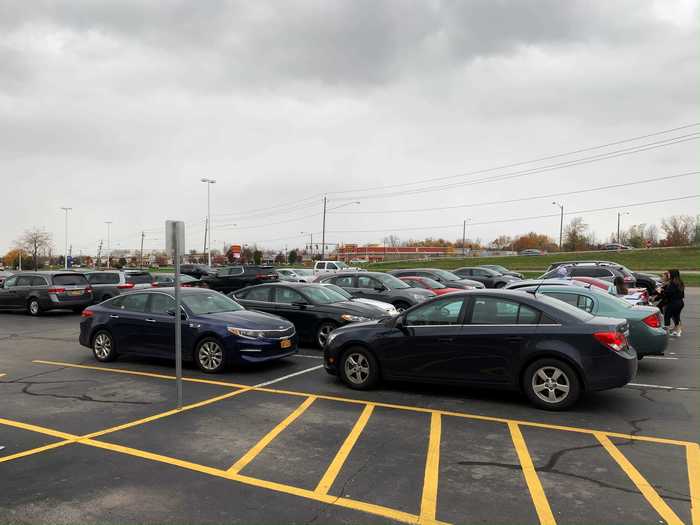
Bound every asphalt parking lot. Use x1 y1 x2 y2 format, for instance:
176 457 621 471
0 291 698 525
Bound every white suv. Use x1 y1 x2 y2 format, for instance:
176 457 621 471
313 261 360 274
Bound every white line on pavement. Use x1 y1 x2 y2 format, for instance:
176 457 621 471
294 354 324 359
254 365 324 388
627 383 690 391
644 356 679 360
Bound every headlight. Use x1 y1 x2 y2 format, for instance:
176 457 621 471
227 326 266 339
340 314 370 322
412 293 428 302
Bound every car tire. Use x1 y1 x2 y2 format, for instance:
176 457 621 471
27 298 41 316
523 358 581 411
195 337 226 373
339 346 380 390
316 321 338 348
393 301 411 313
92 330 117 362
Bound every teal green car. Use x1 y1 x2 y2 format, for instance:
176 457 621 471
522 285 667 358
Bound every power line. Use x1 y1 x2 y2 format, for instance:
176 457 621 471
332 170 700 215
325 194 700 234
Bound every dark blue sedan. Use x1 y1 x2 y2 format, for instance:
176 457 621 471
79 288 297 373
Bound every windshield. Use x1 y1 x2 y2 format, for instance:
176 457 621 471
335 262 349 269
375 273 411 289
294 269 314 276
534 293 595 321
489 265 507 273
321 284 352 299
182 292 244 315
430 269 462 282
302 286 349 304
419 277 446 289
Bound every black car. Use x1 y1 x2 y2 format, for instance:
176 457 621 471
202 265 279 294
480 264 524 280
151 273 208 288
180 264 213 279
232 282 388 348
323 290 637 410
388 268 485 290
540 262 636 287
0 271 93 315
631 272 662 294
312 271 435 312
79 288 297 373
453 267 520 288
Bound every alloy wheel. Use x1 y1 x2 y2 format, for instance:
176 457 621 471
344 352 370 385
29 300 39 315
317 324 334 347
198 341 223 371
531 366 570 404
93 333 112 359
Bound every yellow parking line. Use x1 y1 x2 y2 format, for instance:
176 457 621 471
420 412 442 523
33 359 697 448
595 432 683 525
688 443 700 525
0 417 78 441
508 422 556 525
315 403 374 495
0 440 75 463
227 396 317 474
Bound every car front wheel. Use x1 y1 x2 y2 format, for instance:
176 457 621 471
196 338 226 373
27 298 41 316
92 330 117 362
523 358 581 410
393 301 411 313
316 321 337 348
339 347 379 390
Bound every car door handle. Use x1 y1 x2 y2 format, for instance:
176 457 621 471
144 318 157 323
437 337 454 343
109 314 120 319
505 336 524 342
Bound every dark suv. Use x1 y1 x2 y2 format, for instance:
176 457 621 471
453 267 520 288
541 262 636 287
0 271 92 315
180 264 212 278
202 265 279 294
86 270 153 303
545 260 655 291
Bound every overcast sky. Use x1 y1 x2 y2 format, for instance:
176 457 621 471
1 0 698 256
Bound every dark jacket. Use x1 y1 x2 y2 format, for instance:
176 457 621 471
664 281 685 303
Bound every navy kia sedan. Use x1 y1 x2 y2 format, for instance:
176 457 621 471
79 288 297 373
323 290 637 410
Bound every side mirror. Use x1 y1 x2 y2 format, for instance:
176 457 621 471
166 308 187 319
374 286 387 292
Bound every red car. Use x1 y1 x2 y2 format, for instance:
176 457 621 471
399 276 464 295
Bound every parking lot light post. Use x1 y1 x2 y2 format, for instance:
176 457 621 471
201 178 216 267
462 218 471 256
104 221 112 269
552 202 564 250
60 207 72 269
617 211 630 244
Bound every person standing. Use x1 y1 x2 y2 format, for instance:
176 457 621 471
663 269 685 337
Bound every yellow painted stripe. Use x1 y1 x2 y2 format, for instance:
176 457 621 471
420 412 442 523
0 373 6 378
227 396 316 474
508 422 556 525
33 359 697 447
688 443 700 525
315 403 374 495
0 439 75 463
0 417 78 440
595 432 683 525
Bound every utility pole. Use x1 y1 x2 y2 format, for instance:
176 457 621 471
202 217 208 260
552 202 564 250
617 211 630 244
97 240 103 269
60 207 72 269
321 196 327 259
140 231 145 268
462 220 466 256
201 178 216 267
105 221 112 268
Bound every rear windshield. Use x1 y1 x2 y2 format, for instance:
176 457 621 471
534 293 595 321
52 274 89 286
126 272 152 284
88 272 120 285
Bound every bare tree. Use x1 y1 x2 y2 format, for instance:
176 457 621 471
17 228 53 270
563 217 591 252
661 215 695 246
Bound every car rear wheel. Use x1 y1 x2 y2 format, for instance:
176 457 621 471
523 358 581 410
393 301 411 313
27 298 41 316
340 347 379 390
92 331 117 362
316 322 337 348
196 338 226 373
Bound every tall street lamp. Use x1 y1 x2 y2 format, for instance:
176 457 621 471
104 221 112 269
321 199 360 259
552 202 564 250
617 211 630 244
462 218 471 256
201 178 216 267
60 207 72 269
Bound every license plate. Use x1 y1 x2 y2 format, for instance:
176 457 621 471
67 290 82 296
280 339 292 349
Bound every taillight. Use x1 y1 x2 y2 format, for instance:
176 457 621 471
48 287 65 293
593 331 627 352
118 283 135 289
85 287 92 294
151 282 159 287
642 314 661 328
81 309 94 318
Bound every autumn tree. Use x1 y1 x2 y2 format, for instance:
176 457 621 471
17 228 52 270
491 235 513 250
563 218 592 252
511 232 556 253
661 215 696 246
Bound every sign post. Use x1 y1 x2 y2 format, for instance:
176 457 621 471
166 220 185 410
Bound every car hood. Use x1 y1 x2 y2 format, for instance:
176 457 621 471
627 305 661 320
396 288 435 298
330 318 385 335
448 278 484 289
352 298 396 312
195 310 292 330
329 300 387 317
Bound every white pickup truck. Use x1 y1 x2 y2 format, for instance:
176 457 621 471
313 261 361 274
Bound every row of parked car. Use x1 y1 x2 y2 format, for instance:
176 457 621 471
68 259 669 411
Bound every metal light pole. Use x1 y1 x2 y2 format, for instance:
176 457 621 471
552 202 564 250
462 218 471 256
60 207 72 269
201 178 216 267
617 211 630 244
105 221 112 268
321 200 360 259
